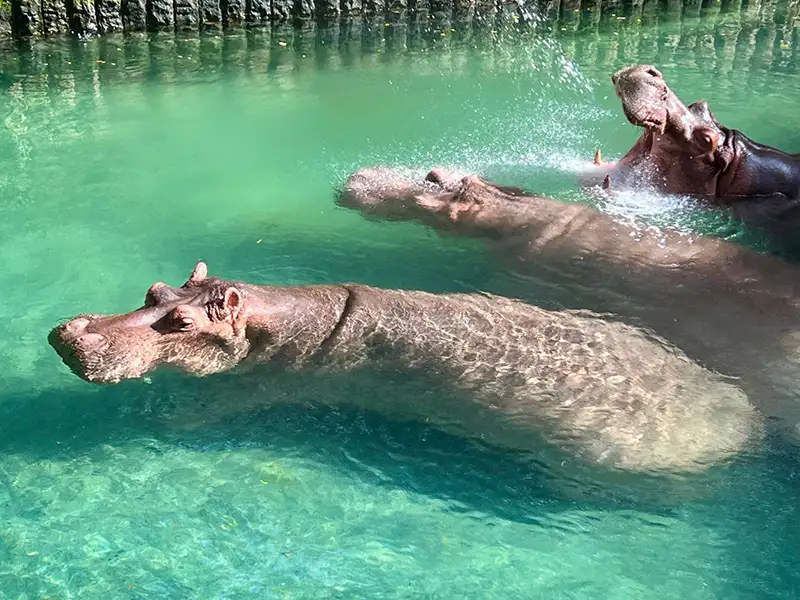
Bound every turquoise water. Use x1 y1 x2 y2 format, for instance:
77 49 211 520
2 7 800 598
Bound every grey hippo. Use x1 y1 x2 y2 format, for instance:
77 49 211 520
337 166 800 442
48 262 760 474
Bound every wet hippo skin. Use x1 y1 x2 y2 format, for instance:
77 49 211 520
338 167 800 442
49 262 761 474
589 64 800 248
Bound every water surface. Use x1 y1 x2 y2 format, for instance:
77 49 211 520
2 5 800 598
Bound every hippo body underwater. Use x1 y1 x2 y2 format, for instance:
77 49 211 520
49 262 761 474
591 64 800 247
338 167 800 437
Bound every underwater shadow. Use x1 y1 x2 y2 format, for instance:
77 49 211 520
0 365 766 525
8 219 781 526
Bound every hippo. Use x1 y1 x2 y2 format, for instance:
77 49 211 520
589 64 800 247
48 261 761 474
337 167 800 440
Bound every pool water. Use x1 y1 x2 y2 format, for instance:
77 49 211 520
2 5 800 598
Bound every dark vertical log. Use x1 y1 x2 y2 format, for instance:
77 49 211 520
245 0 269 23
199 0 221 27
146 0 174 28
67 0 97 33
272 0 291 20
174 0 199 29
41 0 68 34
221 0 245 25
11 0 42 35
293 0 315 19
121 0 146 30
317 0 340 18
95 0 122 31
341 0 361 15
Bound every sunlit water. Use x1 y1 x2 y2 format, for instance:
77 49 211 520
2 6 800 598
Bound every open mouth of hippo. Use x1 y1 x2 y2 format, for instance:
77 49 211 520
620 102 669 135
612 65 672 134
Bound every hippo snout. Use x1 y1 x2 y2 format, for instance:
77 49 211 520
74 333 108 352
338 167 433 210
645 66 663 79
64 317 90 334
612 64 664 86
424 169 467 190
56 315 99 343
48 315 108 364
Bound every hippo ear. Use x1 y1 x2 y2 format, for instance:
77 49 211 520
189 262 208 284
223 287 243 322
693 126 720 156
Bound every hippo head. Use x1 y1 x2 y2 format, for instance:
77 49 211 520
612 64 722 158
49 262 251 384
338 167 464 219
338 167 532 235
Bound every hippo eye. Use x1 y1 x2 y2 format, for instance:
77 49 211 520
174 317 195 331
169 310 196 332
144 290 157 308
144 283 167 307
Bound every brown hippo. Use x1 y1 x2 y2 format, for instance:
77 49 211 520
48 262 760 474
589 64 800 247
337 167 800 441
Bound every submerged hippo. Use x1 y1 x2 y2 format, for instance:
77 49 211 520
590 64 800 245
337 167 800 439
49 262 760 474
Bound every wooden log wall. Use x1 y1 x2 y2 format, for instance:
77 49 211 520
1 2 798 113
0 0 798 39
0 0 514 37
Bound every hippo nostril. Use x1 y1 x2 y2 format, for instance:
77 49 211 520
64 317 90 336
645 67 663 79
611 73 618 85
76 333 107 351
425 169 446 185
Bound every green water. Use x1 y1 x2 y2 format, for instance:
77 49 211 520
2 6 800 598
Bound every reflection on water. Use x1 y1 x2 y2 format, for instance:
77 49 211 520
1 4 800 599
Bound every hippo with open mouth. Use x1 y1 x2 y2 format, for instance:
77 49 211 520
593 64 800 245
49 262 761 474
